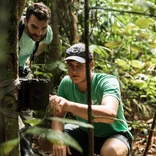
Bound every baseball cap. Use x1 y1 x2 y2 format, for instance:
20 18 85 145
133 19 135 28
64 43 93 63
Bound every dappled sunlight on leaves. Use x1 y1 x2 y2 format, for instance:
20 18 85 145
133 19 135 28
0 139 20 155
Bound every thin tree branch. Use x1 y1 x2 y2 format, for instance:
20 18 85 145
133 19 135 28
93 115 156 133
85 0 94 156
143 111 156 156
90 7 156 18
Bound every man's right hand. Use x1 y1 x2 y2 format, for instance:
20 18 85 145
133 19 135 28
53 144 71 156
49 95 70 115
25 56 31 67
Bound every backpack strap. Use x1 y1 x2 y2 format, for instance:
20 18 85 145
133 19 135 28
30 41 39 61
18 20 25 41
30 32 47 61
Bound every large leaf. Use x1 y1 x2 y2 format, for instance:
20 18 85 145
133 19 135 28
48 117 94 129
26 127 83 153
115 59 127 67
115 59 129 70
130 60 144 69
59 62 67 72
0 139 20 155
46 130 82 153
92 46 110 59
124 23 139 34
135 18 154 29
105 41 121 49
24 118 43 126
130 79 145 87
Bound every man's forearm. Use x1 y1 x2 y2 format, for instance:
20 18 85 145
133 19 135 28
49 95 118 124
66 101 116 123
35 42 48 57
51 111 66 131
51 121 64 131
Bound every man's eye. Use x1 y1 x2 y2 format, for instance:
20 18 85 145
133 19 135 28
78 64 83 68
67 64 72 67
42 27 47 31
32 25 38 29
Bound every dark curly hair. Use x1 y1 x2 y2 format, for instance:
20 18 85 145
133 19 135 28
26 2 51 21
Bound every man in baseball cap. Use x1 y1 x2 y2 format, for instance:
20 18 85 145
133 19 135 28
40 42 133 156
64 43 93 63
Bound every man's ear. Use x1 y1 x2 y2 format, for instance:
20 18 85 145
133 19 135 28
90 60 94 69
24 18 27 24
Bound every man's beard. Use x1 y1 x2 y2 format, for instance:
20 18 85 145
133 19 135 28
25 26 43 41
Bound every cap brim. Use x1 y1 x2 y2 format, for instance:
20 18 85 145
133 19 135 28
64 56 85 63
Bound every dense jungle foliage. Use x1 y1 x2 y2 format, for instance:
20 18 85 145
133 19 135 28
29 0 156 120
29 1 156 154
0 0 155 155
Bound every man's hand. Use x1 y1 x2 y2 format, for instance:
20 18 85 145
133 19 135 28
49 95 70 114
25 57 31 67
53 144 71 156
53 144 66 156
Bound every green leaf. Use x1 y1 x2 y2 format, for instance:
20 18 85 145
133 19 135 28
124 23 139 34
115 59 127 67
26 127 48 136
105 41 121 49
48 117 94 129
93 46 110 59
24 118 43 126
0 139 20 155
130 79 145 87
113 2 130 9
59 62 67 72
130 60 144 69
135 18 154 29
150 48 156 56
46 130 83 153
34 71 43 75
26 127 83 153
131 45 142 53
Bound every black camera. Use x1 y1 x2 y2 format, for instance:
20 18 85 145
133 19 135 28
18 78 49 111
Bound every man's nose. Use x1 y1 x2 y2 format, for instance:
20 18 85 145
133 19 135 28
36 29 42 36
72 66 79 72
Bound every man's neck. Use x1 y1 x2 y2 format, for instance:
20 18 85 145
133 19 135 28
77 73 94 92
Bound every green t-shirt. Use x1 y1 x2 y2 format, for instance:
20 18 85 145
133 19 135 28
19 25 53 67
58 73 133 139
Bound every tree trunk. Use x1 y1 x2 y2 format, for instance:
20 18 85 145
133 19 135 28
0 0 19 155
18 0 27 22
48 0 60 61
57 0 79 45
48 0 80 62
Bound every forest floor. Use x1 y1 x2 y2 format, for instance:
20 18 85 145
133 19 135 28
131 133 156 156
32 130 156 156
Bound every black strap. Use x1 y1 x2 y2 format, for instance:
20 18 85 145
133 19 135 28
30 32 47 61
18 21 39 62
30 41 39 61
19 21 25 41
